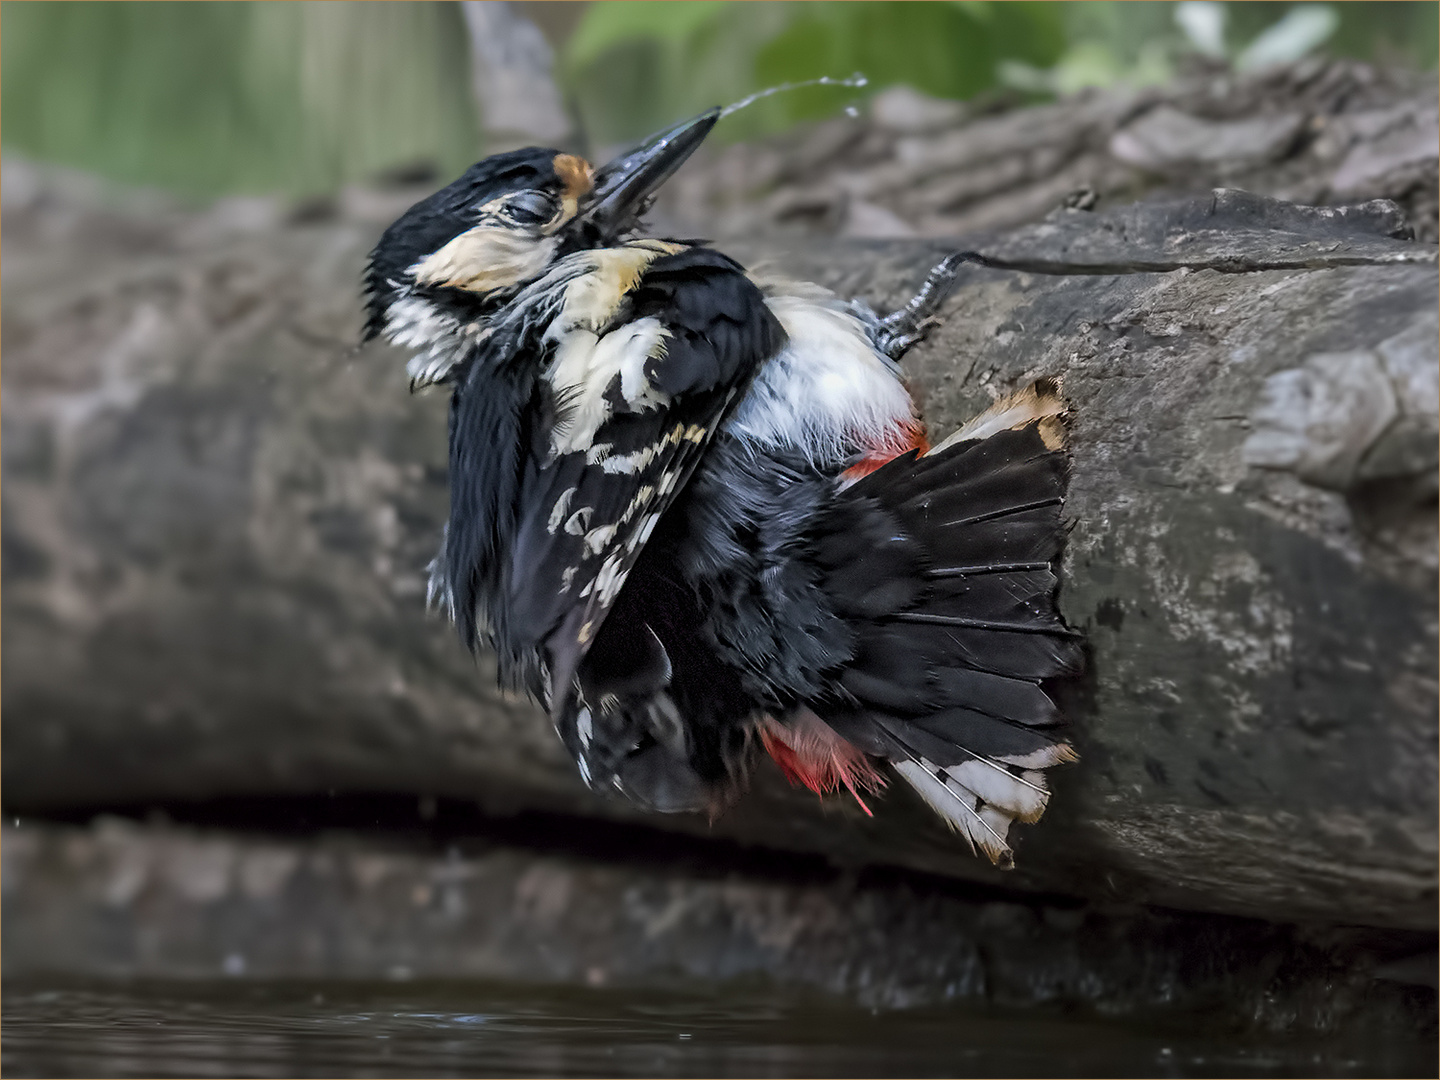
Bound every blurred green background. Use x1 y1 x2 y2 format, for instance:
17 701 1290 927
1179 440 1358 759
3 0 1436 199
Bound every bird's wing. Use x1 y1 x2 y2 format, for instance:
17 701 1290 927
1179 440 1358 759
503 247 785 709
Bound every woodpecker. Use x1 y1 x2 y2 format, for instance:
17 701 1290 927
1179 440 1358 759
365 109 1080 866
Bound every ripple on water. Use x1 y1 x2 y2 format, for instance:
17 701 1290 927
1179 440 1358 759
1 977 1431 1078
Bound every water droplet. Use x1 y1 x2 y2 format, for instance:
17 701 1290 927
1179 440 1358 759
718 72 871 120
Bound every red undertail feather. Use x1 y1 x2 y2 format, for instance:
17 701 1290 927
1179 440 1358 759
843 418 929 481
760 710 887 815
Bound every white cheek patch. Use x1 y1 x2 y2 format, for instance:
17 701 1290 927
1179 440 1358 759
545 317 673 456
725 290 916 465
411 226 558 295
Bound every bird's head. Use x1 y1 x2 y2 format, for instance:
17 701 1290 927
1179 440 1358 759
365 109 719 388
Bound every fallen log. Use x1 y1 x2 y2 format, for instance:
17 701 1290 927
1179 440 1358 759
3 160 1435 928
664 58 1439 244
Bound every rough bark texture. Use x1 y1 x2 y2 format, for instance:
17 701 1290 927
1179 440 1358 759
661 58 1439 244
3 139 1436 930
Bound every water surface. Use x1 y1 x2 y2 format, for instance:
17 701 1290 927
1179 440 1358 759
4 977 1423 1078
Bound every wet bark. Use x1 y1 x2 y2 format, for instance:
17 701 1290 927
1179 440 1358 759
3 157 1435 929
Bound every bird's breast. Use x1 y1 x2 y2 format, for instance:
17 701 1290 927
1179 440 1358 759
725 291 920 469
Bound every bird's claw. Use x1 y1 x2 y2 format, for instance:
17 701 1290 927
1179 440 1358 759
874 315 943 360
874 251 994 362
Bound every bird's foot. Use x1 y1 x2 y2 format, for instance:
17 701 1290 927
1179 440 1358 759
870 250 993 362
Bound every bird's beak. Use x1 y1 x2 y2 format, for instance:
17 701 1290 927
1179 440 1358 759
577 108 720 239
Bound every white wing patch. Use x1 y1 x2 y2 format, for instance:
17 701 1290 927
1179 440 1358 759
593 554 629 604
563 507 593 535
545 317 673 456
583 523 618 555
563 407 729 651
629 512 660 551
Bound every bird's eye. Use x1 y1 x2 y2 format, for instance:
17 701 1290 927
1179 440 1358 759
503 191 556 226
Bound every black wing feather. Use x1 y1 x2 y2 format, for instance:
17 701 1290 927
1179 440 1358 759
501 248 786 710
443 347 536 661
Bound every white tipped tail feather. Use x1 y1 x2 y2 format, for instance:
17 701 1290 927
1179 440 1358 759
893 756 1021 867
890 378 1076 866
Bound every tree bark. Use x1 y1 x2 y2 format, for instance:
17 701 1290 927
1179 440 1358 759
3 159 1435 929
662 58 1439 245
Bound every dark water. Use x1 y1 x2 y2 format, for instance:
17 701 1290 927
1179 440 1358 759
3 978 1424 1079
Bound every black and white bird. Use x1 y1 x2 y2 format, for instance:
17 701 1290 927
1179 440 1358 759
365 109 1080 866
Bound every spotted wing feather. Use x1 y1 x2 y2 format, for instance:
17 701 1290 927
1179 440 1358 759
507 248 787 710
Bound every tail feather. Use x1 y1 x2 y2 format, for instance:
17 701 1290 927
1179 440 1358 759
932 666 1061 727
922 505 1067 566
840 628 1063 725
873 708 1061 764
928 377 1067 454
998 743 1079 770
807 380 1079 866
838 650 1050 731
949 758 1050 822
910 707 1063 759
897 448 1067 524
892 757 1020 866
892 619 1080 680
921 571 1065 627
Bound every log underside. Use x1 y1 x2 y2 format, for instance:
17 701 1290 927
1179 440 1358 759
3 159 1436 930
1 813 1432 1051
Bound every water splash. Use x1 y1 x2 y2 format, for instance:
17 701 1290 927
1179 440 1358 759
718 73 868 120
